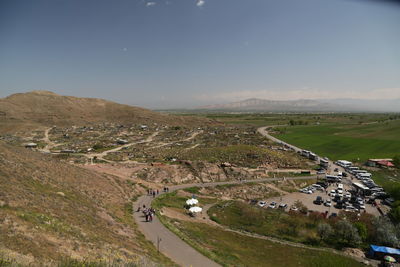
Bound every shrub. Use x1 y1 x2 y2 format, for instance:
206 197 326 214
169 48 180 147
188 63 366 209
353 222 368 241
335 220 361 247
317 223 333 241
372 217 399 247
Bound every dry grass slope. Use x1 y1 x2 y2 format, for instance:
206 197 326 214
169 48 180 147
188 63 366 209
0 141 173 265
0 91 216 133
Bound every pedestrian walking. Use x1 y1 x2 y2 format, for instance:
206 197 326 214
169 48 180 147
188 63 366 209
152 191 156 198
157 189 159 195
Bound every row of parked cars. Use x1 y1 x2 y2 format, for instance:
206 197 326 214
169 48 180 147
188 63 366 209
339 163 393 205
257 201 288 209
300 182 327 194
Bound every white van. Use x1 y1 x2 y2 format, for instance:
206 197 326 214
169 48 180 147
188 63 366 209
357 173 372 179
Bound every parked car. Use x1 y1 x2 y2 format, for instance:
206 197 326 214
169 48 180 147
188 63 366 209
324 199 332 207
355 203 365 209
314 196 323 205
329 212 338 218
258 201 267 207
290 206 298 211
279 203 287 209
345 205 359 213
316 182 328 189
268 202 277 209
384 198 394 206
335 200 344 209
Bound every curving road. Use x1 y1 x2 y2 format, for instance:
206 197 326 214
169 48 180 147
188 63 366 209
133 176 317 267
133 125 348 267
257 126 302 152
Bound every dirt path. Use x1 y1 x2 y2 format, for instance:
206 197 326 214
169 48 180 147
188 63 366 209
84 131 160 162
41 127 58 153
146 130 202 150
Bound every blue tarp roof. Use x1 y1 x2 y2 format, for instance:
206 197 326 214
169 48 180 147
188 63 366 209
370 245 400 255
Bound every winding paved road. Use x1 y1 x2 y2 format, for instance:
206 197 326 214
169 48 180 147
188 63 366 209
133 176 317 267
257 126 302 152
133 125 350 267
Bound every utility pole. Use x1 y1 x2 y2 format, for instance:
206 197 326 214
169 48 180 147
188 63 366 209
157 236 162 253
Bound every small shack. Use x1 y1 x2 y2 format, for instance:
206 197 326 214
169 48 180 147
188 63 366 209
24 142 38 148
366 159 394 168
117 139 128 145
369 245 400 261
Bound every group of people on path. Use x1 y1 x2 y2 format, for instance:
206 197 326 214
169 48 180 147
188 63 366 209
147 188 159 198
138 186 171 222
137 204 156 222
147 187 170 198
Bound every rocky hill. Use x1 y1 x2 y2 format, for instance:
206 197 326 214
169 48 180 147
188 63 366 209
0 91 213 133
0 141 171 265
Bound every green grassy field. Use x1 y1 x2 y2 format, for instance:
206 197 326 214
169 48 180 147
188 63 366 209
177 112 399 127
272 120 400 162
155 192 365 267
175 220 364 267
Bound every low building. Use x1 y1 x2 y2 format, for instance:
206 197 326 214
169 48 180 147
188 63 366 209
366 158 394 168
117 139 129 145
61 149 75 153
24 142 38 148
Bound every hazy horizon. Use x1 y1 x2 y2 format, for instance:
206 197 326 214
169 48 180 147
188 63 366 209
1 0 399 109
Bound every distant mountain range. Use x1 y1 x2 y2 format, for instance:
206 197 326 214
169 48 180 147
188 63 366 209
197 98 400 112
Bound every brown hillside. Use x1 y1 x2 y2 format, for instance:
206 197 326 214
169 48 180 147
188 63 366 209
0 90 214 133
0 141 172 265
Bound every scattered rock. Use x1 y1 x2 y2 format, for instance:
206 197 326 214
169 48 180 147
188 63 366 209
343 247 365 259
56 192 65 197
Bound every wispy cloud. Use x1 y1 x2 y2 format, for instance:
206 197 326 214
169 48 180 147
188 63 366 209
146 1 156 7
196 0 205 7
195 88 400 102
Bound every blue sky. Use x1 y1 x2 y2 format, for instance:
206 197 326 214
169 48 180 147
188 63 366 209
0 0 399 108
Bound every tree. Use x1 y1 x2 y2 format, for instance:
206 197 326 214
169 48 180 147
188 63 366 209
390 203 400 224
335 220 361 247
393 155 400 169
353 222 368 241
317 223 333 241
373 217 399 247
294 200 308 214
